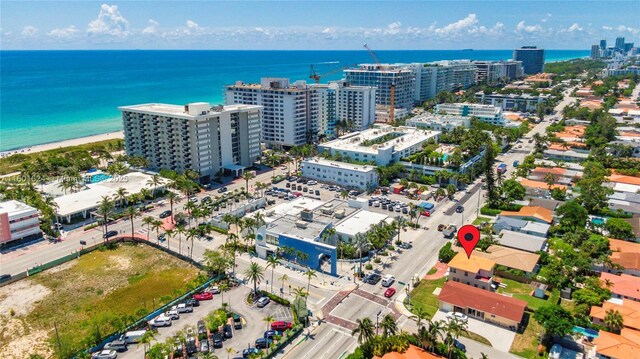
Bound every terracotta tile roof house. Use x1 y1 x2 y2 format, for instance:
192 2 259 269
600 272 640 302
608 238 640 276
591 299 640 331
438 281 527 330
373 345 444 359
609 174 640 187
453 245 540 274
447 252 496 291
500 206 554 224
519 178 567 191
593 328 640 359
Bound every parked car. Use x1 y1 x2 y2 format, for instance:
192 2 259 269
197 320 207 337
286 183 291 188
164 310 180 320
103 340 128 352
264 330 281 340
437 224 446 231
159 210 172 218
223 324 233 338
194 292 213 301
307 180 317 185
158 233 166 242
243 348 261 358
199 340 210 354
217 187 228 193
455 206 464 213
211 332 223 348
188 196 198 203
149 315 172 327
255 338 273 349
202 196 212 203
185 339 197 355
171 303 193 313
233 314 243 329
384 288 397 298
103 230 118 239
365 273 382 285
381 275 395 287
92 350 117 359
185 298 200 307
397 242 412 249
256 296 270 308
207 285 220 294
446 311 468 322
315 189 320 196
271 321 292 331
453 339 466 352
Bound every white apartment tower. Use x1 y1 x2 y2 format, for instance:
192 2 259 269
344 64 415 109
225 78 319 149
313 80 376 137
409 60 476 104
120 102 262 182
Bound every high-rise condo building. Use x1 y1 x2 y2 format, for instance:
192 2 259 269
513 46 545 75
591 45 601 60
600 39 607 50
473 61 524 84
312 81 376 138
225 78 319 149
409 60 476 103
120 102 262 182
344 64 415 109
615 37 625 50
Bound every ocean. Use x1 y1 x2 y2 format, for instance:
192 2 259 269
0 50 588 151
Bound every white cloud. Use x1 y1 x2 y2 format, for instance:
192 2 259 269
602 26 613 30
430 14 502 39
385 22 402 35
617 25 639 36
143 19 159 35
47 25 79 39
434 14 478 36
21 25 38 37
515 20 544 34
87 4 129 38
567 23 583 32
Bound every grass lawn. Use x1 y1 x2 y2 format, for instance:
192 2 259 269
407 278 447 319
23 243 202 356
510 312 543 358
472 217 491 225
427 267 437 275
496 277 560 311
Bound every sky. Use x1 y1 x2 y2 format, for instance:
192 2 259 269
0 1 638 50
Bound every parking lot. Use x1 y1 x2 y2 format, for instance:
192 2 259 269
117 286 293 359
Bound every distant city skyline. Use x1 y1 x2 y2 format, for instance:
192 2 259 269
0 1 638 50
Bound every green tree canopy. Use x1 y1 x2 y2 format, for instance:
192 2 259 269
501 179 526 201
604 218 634 240
556 200 589 230
533 305 575 338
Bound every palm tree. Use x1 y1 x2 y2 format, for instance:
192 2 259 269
425 320 446 352
175 224 187 255
352 317 375 344
446 184 457 200
242 171 256 193
604 309 624 334
352 233 370 276
147 174 163 197
278 273 289 297
244 261 264 295
225 347 235 359
151 219 163 244
125 206 139 238
394 216 407 243
340 190 349 200
165 229 174 251
142 216 155 241
263 315 275 330
445 318 468 359
186 227 199 259
266 256 280 294
96 196 114 241
227 232 239 277
137 330 157 355
165 191 178 223
304 269 317 305
218 282 229 307
292 286 308 323
147 342 170 359
380 314 398 337
411 307 429 329
115 187 129 207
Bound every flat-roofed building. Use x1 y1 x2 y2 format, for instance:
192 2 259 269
312 80 376 137
474 92 549 112
120 102 262 182
0 200 42 248
344 64 415 109
406 114 471 131
435 103 506 126
301 157 379 190
318 125 440 166
408 60 476 103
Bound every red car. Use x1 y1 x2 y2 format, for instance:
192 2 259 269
384 288 396 298
271 321 293 331
194 292 213 301
422 211 431 217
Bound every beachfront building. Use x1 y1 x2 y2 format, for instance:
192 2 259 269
318 125 440 166
0 200 42 248
406 113 471 131
344 64 415 109
435 103 506 126
312 80 376 137
473 60 524 83
408 60 476 103
474 92 549 112
301 157 379 190
225 78 319 148
120 102 262 182
513 46 545 74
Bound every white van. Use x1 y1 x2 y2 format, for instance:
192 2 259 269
148 315 172 327
122 330 147 344
381 275 395 287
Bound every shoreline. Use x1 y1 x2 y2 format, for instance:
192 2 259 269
0 131 124 157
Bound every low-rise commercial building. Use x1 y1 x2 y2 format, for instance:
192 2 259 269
438 281 527 331
406 114 470 131
447 252 495 291
435 103 506 126
474 92 549 112
0 200 42 248
301 157 379 190
318 125 440 166
120 102 262 182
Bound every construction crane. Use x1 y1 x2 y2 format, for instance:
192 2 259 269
363 44 396 123
308 64 355 84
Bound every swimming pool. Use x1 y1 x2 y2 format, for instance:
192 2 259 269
89 173 111 184
572 326 599 338
591 217 605 226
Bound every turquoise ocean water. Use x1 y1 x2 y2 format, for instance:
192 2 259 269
0 50 588 151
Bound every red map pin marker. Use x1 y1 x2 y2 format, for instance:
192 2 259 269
457 225 481 259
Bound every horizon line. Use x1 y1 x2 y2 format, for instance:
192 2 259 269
0 48 590 52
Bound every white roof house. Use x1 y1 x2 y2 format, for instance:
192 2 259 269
334 210 389 239
498 230 548 253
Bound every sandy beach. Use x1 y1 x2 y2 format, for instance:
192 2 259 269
0 131 124 157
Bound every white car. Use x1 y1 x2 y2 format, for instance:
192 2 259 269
446 311 468 322
307 180 317 185
92 350 117 359
207 285 220 294
148 315 172 327
164 310 180 320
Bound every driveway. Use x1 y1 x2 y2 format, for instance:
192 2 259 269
432 310 516 352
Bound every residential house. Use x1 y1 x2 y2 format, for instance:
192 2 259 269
593 328 640 359
528 198 562 212
438 281 527 331
622 215 640 241
608 192 640 216
498 230 548 253
600 273 640 302
499 206 554 224
607 238 640 277
454 245 540 276
447 252 495 290
492 216 550 237
591 299 640 331
373 345 444 359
